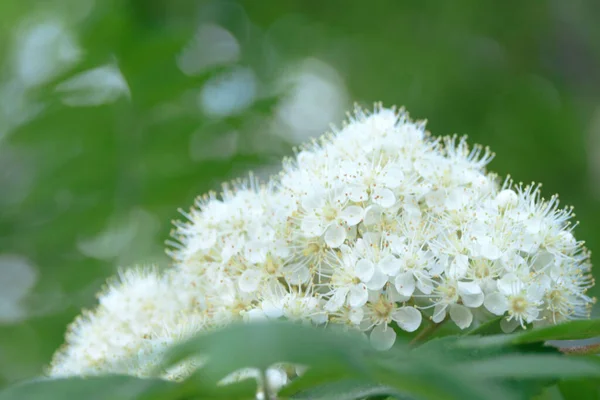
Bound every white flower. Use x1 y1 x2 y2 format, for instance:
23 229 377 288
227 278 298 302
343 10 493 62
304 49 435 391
50 104 594 383
299 186 363 248
339 156 405 207
430 278 484 329
484 273 546 327
363 292 422 350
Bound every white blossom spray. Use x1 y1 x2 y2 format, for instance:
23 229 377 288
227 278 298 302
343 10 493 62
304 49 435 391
49 104 595 386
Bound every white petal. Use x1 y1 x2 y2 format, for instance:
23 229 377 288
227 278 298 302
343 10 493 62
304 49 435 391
238 269 261 292
221 236 244 262
266 368 288 392
524 307 540 323
527 283 546 302
379 254 401 276
324 224 346 248
244 240 268 264
497 273 521 296
365 267 388 290
394 272 416 297
348 307 364 325
416 278 433 295
340 205 364 226
361 232 381 247
370 324 397 351
301 214 324 237
363 205 383 226
392 306 422 332
457 281 482 296
372 187 396 208
500 317 520 333
484 292 508 315
461 292 484 308
495 189 518 209
301 189 325 210
312 312 328 325
355 259 375 282
425 189 445 212
386 235 406 254
480 242 502 261
445 187 468 210
262 300 284 319
348 283 368 308
448 254 469 279
245 309 267 322
285 265 310 285
324 287 349 312
347 184 369 202
380 165 404 188
386 283 411 302
449 304 473 329
432 304 447 323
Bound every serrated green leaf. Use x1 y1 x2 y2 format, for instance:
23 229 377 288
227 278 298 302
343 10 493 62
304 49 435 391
0 375 177 400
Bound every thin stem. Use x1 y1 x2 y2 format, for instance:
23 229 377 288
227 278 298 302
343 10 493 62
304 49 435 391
557 342 600 355
409 319 446 346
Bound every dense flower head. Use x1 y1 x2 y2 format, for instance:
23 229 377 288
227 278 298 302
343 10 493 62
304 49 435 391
49 104 594 381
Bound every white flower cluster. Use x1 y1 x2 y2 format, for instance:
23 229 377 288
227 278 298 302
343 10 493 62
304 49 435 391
49 104 594 381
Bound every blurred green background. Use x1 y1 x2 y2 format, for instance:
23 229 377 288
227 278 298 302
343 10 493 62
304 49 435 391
1 0 600 387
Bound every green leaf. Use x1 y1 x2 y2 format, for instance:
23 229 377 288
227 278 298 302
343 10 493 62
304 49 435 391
458 320 600 348
464 317 503 336
289 380 403 400
534 385 566 400
176 370 258 400
372 357 516 400
0 375 177 400
164 322 518 400
457 355 600 379
512 321 600 344
558 379 600 400
162 321 373 383
412 336 555 400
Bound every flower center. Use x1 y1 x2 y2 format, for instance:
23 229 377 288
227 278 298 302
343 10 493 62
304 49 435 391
322 204 339 222
509 295 528 314
472 260 492 279
371 296 394 321
303 242 322 257
265 255 280 275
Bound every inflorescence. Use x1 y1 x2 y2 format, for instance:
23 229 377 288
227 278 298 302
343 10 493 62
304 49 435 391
49 104 595 388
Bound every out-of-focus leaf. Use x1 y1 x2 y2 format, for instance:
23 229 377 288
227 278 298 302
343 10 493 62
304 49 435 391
164 322 517 400
288 380 403 400
0 375 177 400
458 355 600 379
464 317 503 336
458 320 600 348
162 321 372 381
413 336 556 400
558 379 600 400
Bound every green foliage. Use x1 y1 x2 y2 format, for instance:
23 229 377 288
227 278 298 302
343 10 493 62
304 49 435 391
0 375 176 400
2 320 600 400
458 319 600 348
1 1 599 399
